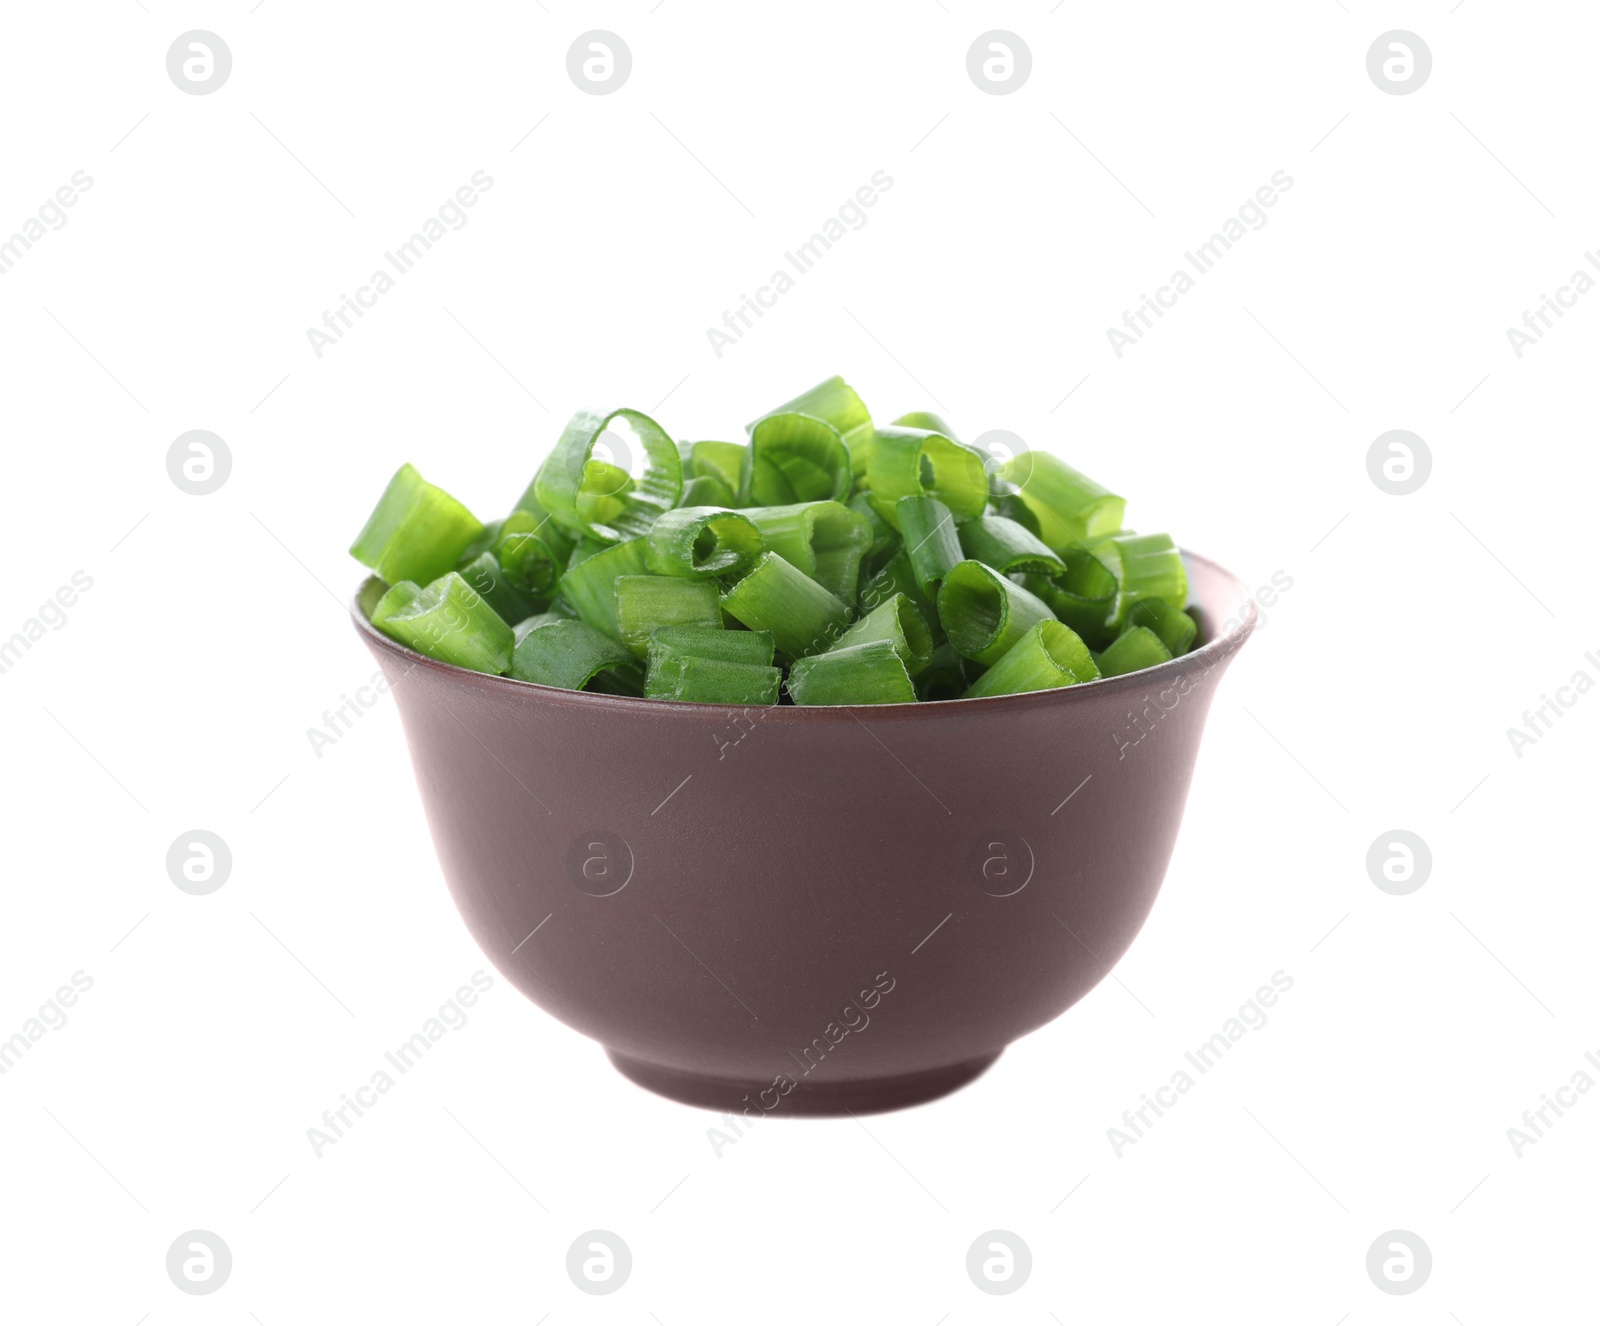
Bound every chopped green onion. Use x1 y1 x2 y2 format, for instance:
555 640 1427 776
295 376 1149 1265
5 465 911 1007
645 506 763 578
350 463 484 586
997 451 1125 552
512 612 568 645
958 515 1066 577
645 652 782 704
788 639 915 705
720 552 851 659
1019 573 1117 650
376 571 513 674
829 592 933 675
491 511 563 594
916 643 969 701
369 579 421 631
860 549 938 637
456 518 504 569
848 492 899 567
510 618 635 690
1096 625 1173 677
741 500 871 604
678 474 737 508
459 551 542 626
358 575 391 621
742 412 851 505
750 375 873 467
866 426 988 528
896 495 963 596
991 492 1043 539
964 620 1099 698
533 408 683 542
1127 598 1197 656
937 559 1055 667
615 575 723 657
687 440 746 492
558 537 650 642
648 625 776 668
891 410 958 440
1092 532 1188 628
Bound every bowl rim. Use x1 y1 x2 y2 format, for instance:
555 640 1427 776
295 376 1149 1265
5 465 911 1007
351 547 1257 720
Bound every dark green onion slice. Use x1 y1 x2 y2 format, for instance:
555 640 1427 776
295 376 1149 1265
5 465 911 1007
645 506 763 579
750 375 873 467
1126 598 1198 656
558 537 649 642
1019 573 1117 651
1096 625 1173 677
350 463 484 586
375 571 513 674
866 426 988 528
741 501 871 604
896 495 963 596
937 559 1055 667
533 407 684 542
510 618 635 690
891 410 959 440
859 548 938 637
997 451 1125 553
614 575 723 657
678 474 737 508
958 515 1066 577
788 639 915 705
456 518 504 569
829 592 933 675
916 643 969 701
512 612 568 645
991 493 1044 539
458 551 542 626
493 509 566 593
1092 532 1188 628
648 625 776 668
964 620 1099 698
720 552 851 659
686 440 747 493
645 652 782 705
741 413 851 506
848 492 899 567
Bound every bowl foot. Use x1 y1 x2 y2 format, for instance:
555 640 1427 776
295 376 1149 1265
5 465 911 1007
605 1049 1002 1116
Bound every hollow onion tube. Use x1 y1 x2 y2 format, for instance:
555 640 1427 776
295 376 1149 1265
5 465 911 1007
788 639 915 705
992 493 1043 539
369 579 421 631
720 552 851 659
964 620 1099 698
350 463 484 586
375 571 513 674
829 592 933 675
741 413 851 506
645 652 782 705
1096 625 1173 677
458 552 542 626
358 575 391 621
532 407 684 542
513 612 569 646
1019 574 1117 651
614 575 723 657
492 510 566 593
958 515 1066 577
456 518 504 569
896 495 963 595
997 451 1125 553
1092 532 1188 628
1127 598 1198 656
937 559 1056 667
645 506 763 578
558 537 649 642
750 375 874 468
687 440 746 493
647 625 776 668
741 501 871 605
678 474 737 509
866 426 988 528
510 619 635 690
916 643 969 701
891 410 958 440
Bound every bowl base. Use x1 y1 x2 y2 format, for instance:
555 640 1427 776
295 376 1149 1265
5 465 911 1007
605 1049 1002 1116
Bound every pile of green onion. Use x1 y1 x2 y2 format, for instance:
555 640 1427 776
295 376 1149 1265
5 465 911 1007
351 376 1197 704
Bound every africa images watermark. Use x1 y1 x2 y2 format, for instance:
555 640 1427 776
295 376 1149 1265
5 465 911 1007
0 171 94 278
0 971 94 1077
1504 649 1600 757
1105 170 1294 358
1506 1047 1600 1158
705 170 895 359
1504 250 1600 357
306 669 392 758
0 571 94 678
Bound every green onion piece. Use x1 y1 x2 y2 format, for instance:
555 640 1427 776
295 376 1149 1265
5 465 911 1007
1018 573 1117 651
459 551 542 626
566 536 609 572
997 452 1125 553
891 410 959 440
859 549 937 637
917 643 969 701
991 493 1043 539
741 413 851 505
614 575 723 657
964 620 1099 698
369 579 421 630
1092 532 1188 628
687 440 747 493
357 575 391 621
741 501 871 604
866 426 988 529
645 652 782 705
1127 598 1198 656
350 463 484 586
512 612 567 646
509 618 634 690
896 495 963 596
1096 625 1173 677
648 625 775 667
377 572 513 674
720 552 851 659
937 559 1055 667
749 375 873 465
558 537 650 642
848 492 899 567
830 592 933 675
958 515 1066 577
532 408 684 542
494 509 569 592
678 474 737 508
788 639 915 705
645 506 763 579
456 518 504 569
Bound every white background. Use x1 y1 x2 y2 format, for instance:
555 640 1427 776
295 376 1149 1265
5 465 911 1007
1 1 1595 1320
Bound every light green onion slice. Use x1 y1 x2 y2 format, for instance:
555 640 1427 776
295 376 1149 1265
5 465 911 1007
958 515 1066 577
750 375 873 468
1127 598 1198 656
350 463 484 587
720 552 851 659
859 549 938 636
493 509 568 593
645 506 763 579
558 537 649 642
533 407 684 542
358 575 391 621
829 592 933 675
917 643 969 701
788 639 915 705
937 559 1055 667
512 612 568 645
510 618 635 690
647 625 776 668
687 440 747 492
741 500 871 604
376 571 513 674
645 652 782 705
1096 625 1173 677
848 492 898 566
614 575 723 657
992 493 1044 539
997 451 1125 553
458 551 541 626
896 495 963 595
1092 532 1188 628
678 474 737 508
369 579 421 631
866 426 988 528
741 412 851 506
964 620 1099 698
891 410 959 440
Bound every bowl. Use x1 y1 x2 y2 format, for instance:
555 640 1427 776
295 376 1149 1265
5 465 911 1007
354 551 1256 1115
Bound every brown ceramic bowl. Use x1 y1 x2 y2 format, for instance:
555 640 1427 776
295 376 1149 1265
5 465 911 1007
355 551 1255 1116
